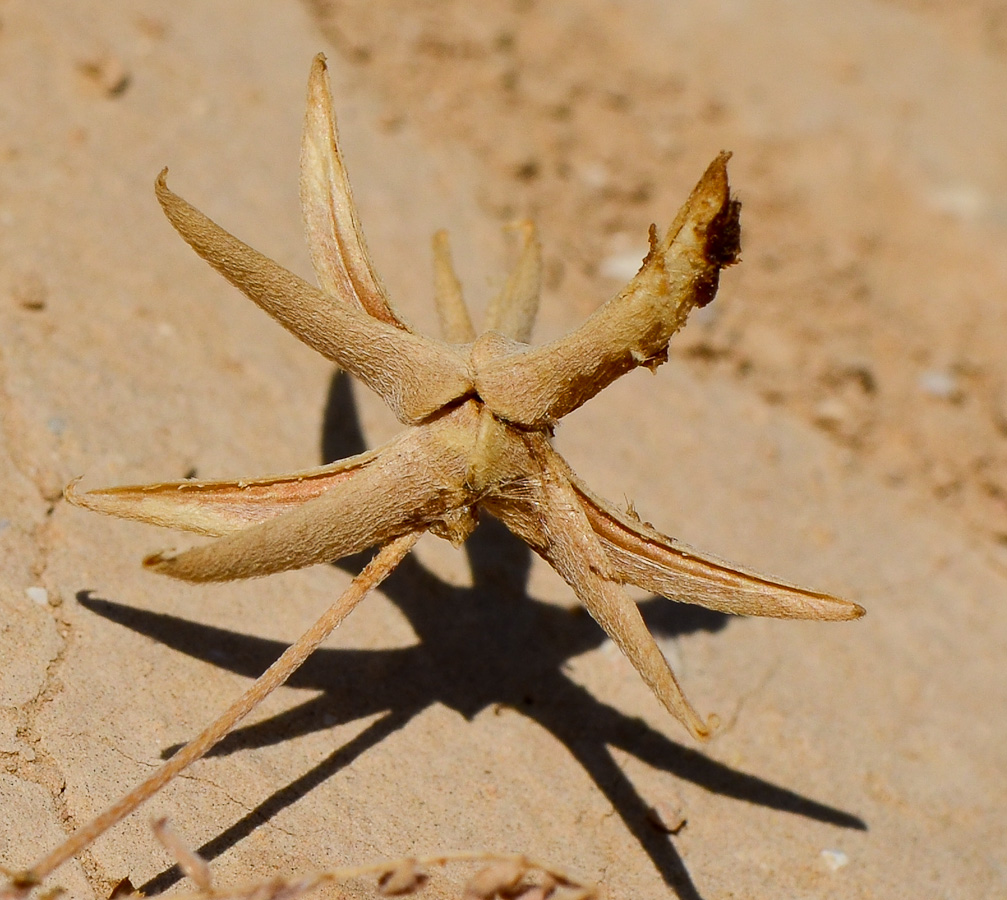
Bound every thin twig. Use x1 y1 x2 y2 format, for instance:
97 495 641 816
6 533 420 895
151 818 212 891
145 846 596 900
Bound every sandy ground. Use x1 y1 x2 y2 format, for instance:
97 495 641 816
2 1 1006 898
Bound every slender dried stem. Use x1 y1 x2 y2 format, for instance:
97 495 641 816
152 848 595 900
8 532 420 894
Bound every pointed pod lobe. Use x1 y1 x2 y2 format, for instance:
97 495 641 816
154 170 473 425
300 53 408 328
474 154 741 427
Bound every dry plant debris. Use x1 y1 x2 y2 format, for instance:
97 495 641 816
2 53 863 897
98 818 597 900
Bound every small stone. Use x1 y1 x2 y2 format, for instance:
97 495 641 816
25 586 48 606
820 848 849 871
918 369 962 402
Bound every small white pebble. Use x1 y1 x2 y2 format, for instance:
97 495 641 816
918 369 960 401
25 586 49 606
820 849 849 871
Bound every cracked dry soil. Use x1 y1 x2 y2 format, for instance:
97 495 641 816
2 1 1007 898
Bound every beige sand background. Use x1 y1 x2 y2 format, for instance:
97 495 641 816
2 1 1007 897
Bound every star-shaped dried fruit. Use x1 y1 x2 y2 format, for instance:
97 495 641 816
68 54 863 743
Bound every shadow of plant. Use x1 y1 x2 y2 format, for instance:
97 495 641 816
79 372 865 900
